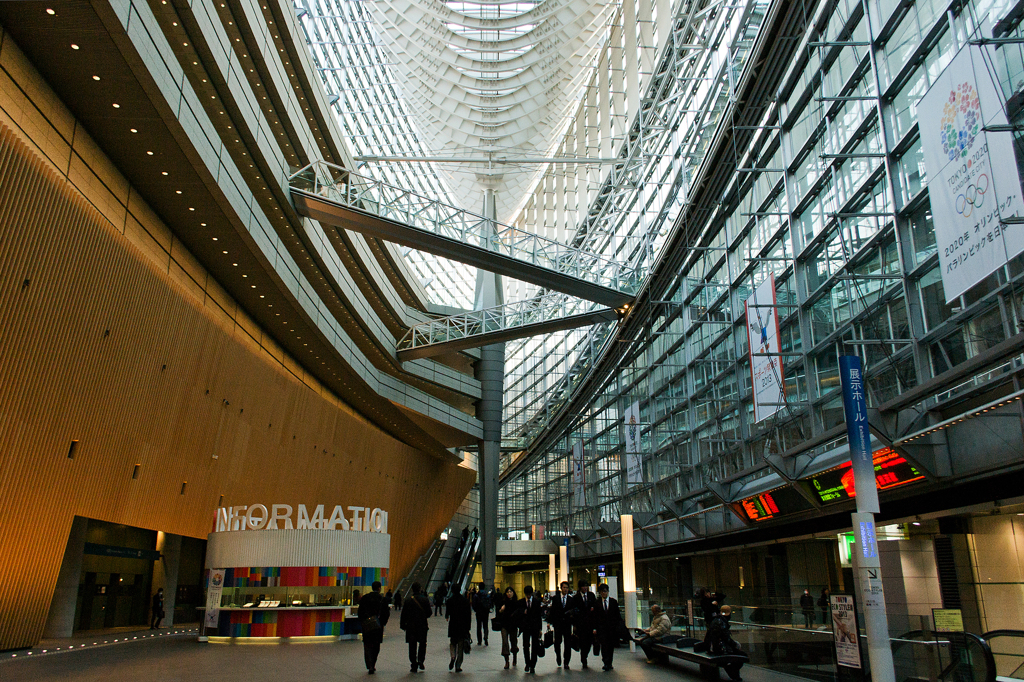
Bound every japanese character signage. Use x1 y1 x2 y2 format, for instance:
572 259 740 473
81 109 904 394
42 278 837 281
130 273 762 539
745 274 785 423
624 400 643 488
572 441 586 508
918 44 1024 302
839 356 879 513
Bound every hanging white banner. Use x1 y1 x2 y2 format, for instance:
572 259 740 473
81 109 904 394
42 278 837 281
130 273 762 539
830 594 861 669
918 44 1024 302
745 273 785 423
571 442 586 508
624 401 643 487
205 568 226 628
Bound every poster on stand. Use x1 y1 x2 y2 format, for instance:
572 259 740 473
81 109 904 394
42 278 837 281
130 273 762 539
205 568 226 629
624 400 643 488
745 273 785 422
830 594 861 669
571 442 585 508
918 43 1024 302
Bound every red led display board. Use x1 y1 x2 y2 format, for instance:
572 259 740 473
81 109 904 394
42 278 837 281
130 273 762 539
735 485 811 522
809 447 924 504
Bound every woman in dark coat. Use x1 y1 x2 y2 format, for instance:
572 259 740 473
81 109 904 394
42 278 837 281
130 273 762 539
495 586 520 669
446 588 472 672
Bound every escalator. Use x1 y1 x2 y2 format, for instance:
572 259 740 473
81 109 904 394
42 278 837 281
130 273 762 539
891 629 996 682
982 630 1024 682
441 528 480 597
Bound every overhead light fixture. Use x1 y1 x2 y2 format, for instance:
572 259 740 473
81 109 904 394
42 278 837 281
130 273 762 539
112 103 120 108
92 75 101 81
46 8 55 14
71 44 79 50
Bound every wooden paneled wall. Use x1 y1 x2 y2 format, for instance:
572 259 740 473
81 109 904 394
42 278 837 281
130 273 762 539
0 32 475 652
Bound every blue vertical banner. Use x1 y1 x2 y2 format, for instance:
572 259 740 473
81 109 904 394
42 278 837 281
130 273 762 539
839 355 880 513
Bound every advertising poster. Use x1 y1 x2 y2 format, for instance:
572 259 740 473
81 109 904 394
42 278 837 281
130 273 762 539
830 594 861 669
745 274 785 423
205 568 226 629
918 44 1024 302
624 400 643 487
571 441 585 508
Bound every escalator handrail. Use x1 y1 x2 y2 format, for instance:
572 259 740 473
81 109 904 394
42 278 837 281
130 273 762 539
456 535 481 595
982 629 1024 640
451 532 479 594
893 629 997 682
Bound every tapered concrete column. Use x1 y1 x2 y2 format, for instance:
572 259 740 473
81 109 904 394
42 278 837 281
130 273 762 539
43 516 89 638
475 188 503 592
152 532 181 627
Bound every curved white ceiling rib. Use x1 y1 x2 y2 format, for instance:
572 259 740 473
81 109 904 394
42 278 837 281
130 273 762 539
365 0 615 221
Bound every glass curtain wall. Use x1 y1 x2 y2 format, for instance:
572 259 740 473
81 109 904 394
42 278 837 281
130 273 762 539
500 0 1024 541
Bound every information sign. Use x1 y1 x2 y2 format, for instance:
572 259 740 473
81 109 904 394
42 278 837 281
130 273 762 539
830 594 862 669
735 485 811 522
933 608 964 633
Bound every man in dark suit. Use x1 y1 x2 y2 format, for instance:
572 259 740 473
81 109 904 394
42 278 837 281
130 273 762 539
546 581 575 669
594 583 622 671
572 579 599 669
400 582 432 672
357 580 388 674
518 585 544 674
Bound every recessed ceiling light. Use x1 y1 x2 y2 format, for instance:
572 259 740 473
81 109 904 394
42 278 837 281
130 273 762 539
46 8 55 14
212 237 218 241
112 103 120 108
222 251 228 254
71 44 80 50
175 190 182 194
233 263 238 266
242 275 247 278
161 171 168 176
201 223 206 226
92 75 101 81
188 207 195 211
130 128 138 133
147 151 154 156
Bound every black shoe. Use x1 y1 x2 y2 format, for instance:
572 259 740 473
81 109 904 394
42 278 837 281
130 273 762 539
450 658 456 670
411 666 418 673
564 663 570 670
368 669 375 675
419 663 425 670
581 662 588 669
455 668 462 673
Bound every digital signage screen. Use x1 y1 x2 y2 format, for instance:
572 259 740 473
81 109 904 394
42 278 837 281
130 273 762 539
735 484 811 522
809 447 924 504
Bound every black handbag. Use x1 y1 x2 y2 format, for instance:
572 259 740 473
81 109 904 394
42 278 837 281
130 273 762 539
363 615 381 634
464 638 472 655
491 617 502 632
543 630 554 648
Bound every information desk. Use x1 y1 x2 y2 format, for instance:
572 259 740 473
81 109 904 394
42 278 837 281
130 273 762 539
209 605 360 641
204 528 389 642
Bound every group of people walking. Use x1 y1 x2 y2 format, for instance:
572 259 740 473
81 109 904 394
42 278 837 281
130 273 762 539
355 579 628 674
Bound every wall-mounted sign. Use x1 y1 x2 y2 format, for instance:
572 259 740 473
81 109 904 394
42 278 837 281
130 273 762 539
809 447 924 504
918 44 1024 302
745 274 785 423
735 485 811 522
214 504 388 533
84 543 162 561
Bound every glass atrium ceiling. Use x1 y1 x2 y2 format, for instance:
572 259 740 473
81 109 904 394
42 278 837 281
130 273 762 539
296 0 618 309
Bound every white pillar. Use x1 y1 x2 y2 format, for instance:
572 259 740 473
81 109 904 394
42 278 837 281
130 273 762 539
558 545 568 585
621 515 638 652
548 554 557 593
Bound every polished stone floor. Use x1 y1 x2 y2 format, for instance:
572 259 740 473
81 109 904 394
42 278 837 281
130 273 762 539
0 615 807 682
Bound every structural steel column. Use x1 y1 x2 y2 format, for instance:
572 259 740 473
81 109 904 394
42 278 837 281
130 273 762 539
475 188 504 592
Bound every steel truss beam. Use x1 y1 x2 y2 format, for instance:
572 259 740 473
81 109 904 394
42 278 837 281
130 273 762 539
290 161 637 308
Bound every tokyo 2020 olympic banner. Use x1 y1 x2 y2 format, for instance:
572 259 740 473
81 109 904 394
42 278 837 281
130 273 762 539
918 44 1024 302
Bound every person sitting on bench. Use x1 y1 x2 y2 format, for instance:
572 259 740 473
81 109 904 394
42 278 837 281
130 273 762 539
695 604 740 655
638 604 673 662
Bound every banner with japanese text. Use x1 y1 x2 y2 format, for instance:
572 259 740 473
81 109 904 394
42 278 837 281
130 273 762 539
571 441 586 508
624 400 643 488
745 273 785 422
918 44 1024 302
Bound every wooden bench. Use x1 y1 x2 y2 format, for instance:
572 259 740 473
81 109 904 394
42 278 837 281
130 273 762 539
634 632 749 681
